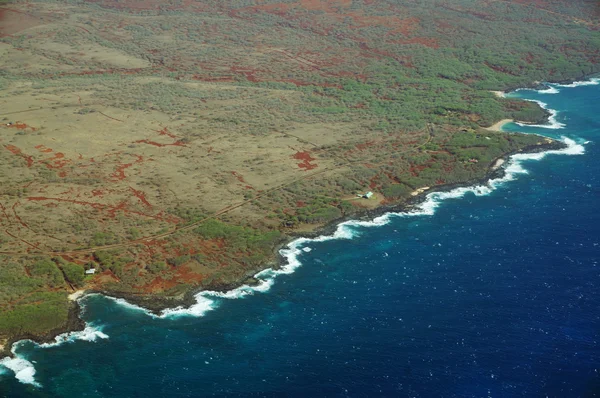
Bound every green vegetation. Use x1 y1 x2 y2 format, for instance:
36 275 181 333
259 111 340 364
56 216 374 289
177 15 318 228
0 0 598 347
194 219 282 253
93 250 129 277
0 259 70 339
61 262 86 287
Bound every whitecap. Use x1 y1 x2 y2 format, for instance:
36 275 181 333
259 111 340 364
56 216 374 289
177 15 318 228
554 77 600 88
55 136 587 324
536 86 560 94
0 344 41 388
516 99 565 129
132 137 585 319
98 294 158 318
0 322 110 387
516 85 560 95
159 295 217 318
37 325 109 348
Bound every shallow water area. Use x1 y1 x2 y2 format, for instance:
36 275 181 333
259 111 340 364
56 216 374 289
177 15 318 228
1 80 599 397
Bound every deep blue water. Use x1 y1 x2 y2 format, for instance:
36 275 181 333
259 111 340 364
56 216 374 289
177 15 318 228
1 81 599 397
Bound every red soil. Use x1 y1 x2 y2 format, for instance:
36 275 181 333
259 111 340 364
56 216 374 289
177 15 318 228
110 163 133 181
35 145 53 153
231 171 246 183
134 139 187 147
129 187 152 208
4 145 34 167
157 127 178 139
7 122 36 131
293 151 318 170
27 196 179 224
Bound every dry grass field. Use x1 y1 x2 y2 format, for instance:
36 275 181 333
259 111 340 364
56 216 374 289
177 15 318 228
0 0 598 344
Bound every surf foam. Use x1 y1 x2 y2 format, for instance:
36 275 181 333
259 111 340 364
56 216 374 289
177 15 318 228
536 86 560 94
516 99 565 129
554 77 599 88
0 322 110 387
37 325 108 348
0 352 39 388
149 136 584 319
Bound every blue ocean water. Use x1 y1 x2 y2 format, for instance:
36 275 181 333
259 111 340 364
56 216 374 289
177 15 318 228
1 80 599 397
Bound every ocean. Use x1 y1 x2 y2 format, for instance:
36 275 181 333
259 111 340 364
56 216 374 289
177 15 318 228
1 79 599 397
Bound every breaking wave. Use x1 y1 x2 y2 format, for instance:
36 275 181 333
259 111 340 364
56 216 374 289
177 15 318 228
0 348 39 388
515 77 599 95
554 77 599 88
0 323 108 387
0 77 593 388
516 99 565 129
536 86 560 94
37 325 109 348
105 138 584 320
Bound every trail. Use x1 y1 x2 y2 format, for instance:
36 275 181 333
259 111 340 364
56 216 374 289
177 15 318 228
0 126 434 256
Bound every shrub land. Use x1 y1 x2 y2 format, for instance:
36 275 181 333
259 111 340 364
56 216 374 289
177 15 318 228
0 0 598 347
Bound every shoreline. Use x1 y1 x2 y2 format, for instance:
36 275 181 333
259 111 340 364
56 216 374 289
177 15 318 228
485 118 514 132
0 137 571 359
0 73 595 359
56 140 567 313
1 302 85 358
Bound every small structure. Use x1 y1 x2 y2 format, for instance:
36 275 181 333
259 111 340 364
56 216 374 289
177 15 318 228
363 191 374 199
85 268 96 275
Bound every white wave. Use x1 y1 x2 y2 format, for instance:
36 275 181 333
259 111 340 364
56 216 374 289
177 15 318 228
159 295 217 318
0 344 41 388
554 77 600 88
536 86 560 94
1 135 584 392
516 85 560 95
2 138 585 392
98 294 158 317
150 138 584 318
37 325 108 348
516 99 565 129
0 323 110 387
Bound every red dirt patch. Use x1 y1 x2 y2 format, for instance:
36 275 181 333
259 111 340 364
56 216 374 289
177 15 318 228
293 151 318 170
4 144 34 167
110 163 133 181
231 171 246 183
130 187 152 208
6 121 36 131
134 139 187 147
35 145 53 153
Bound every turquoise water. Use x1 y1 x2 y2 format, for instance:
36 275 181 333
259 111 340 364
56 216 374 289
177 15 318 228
1 79 599 397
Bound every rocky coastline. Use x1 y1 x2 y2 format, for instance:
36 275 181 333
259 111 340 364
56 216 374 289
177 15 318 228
0 135 569 358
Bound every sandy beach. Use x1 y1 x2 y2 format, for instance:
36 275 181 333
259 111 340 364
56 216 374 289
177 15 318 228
486 119 514 132
68 290 86 301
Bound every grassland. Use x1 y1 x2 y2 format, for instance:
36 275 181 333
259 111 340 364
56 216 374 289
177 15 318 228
0 0 598 351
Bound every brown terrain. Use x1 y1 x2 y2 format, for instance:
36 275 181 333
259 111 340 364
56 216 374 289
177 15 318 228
0 0 598 349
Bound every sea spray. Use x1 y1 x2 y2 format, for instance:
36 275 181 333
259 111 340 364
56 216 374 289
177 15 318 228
516 99 565 130
37 324 109 348
554 77 600 88
66 95 585 321
1 76 592 388
0 323 109 387
513 77 599 95
133 137 584 319
0 346 39 388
